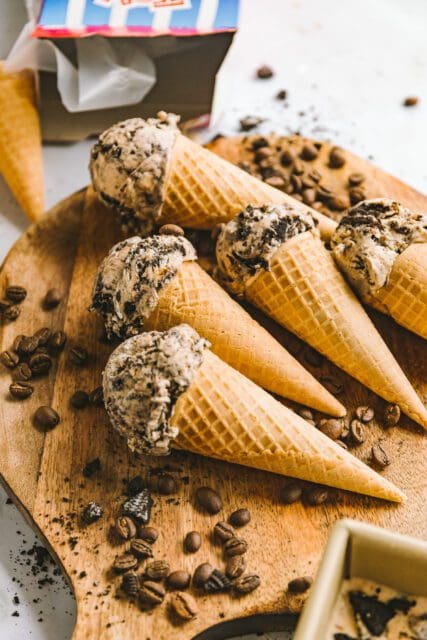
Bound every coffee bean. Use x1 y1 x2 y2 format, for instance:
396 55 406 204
300 143 318 161
34 406 60 430
337 440 348 450
68 345 88 366
43 288 62 310
229 509 251 528
138 526 158 544
316 185 334 201
214 521 235 542
355 406 374 423
6 286 27 304
329 147 346 168
318 418 343 440
340 420 350 439
329 195 348 211
89 386 104 407
11 335 25 354
371 443 390 468
291 175 303 194
349 187 366 205
301 175 316 189
195 487 222 514
114 516 136 541
140 580 165 606
130 538 154 559
0 350 19 369
224 537 248 557
156 473 177 495
29 352 52 376
403 96 419 107
10 381 33 399
309 169 322 182
158 224 185 237
12 362 32 382
298 409 314 421
81 501 103 524
304 486 329 506
126 475 145 496
145 560 170 581
279 482 302 504
167 570 191 590
292 159 305 175
184 531 201 553
348 172 365 187
320 375 344 395
49 330 67 351
193 563 213 587
384 403 400 427
121 571 139 598
276 89 287 100
225 555 247 580
251 136 269 150
204 569 231 593
288 575 313 593
34 327 52 347
234 574 261 595
4 305 20 321
302 188 317 205
20 335 39 355
170 592 197 620
0 299 11 312
265 175 286 189
239 115 263 132
280 149 294 166
70 390 89 409
254 147 273 163
350 419 366 445
256 65 274 79
112 553 138 573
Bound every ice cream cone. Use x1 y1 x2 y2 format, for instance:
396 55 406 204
159 133 337 239
144 260 346 416
243 231 427 429
172 350 404 502
0 64 44 221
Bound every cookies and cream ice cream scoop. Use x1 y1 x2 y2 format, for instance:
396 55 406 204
215 203 427 430
103 325 403 501
331 198 427 339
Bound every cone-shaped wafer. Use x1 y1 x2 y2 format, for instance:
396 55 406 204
0 64 44 221
89 113 337 239
91 234 345 416
103 327 404 502
216 205 427 429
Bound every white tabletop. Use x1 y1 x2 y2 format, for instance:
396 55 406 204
1 0 426 638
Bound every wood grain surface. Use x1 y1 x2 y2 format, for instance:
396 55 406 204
0 137 426 640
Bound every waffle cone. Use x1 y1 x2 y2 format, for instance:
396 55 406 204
158 134 336 240
0 65 44 221
364 243 427 340
144 261 345 416
172 351 403 502
244 232 427 429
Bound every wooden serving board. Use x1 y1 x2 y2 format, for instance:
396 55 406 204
0 137 426 640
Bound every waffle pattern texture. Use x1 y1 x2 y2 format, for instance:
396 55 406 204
245 232 427 429
172 350 404 502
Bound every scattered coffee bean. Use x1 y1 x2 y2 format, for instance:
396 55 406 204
292 159 304 175
254 147 273 162
239 115 263 132
302 188 317 205
138 526 158 544
29 352 52 376
256 64 274 79
167 570 191 590
229 509 251 528
224 537 248 557
340 420 350 439
83 458 101 478
140 580 165 606
145 560 170 581
384 403 400 427
0 299 11 312
158 223 184 237
184 531 201 553
113 553 138 573
170 592 197 620
403 96 419 107
204 569 231 593
34 406 60 430
337 440 348 450
350 419 366 445
276 89 287 100
114 516 136 541
280 149 294 166
349 187 366 205
12 362 32 382
126 475 145 496
43 288 62 310
121 571 139 598
329 147 346 169
6 286 27 304
4 305 20 321
68 345 88 366
81 501 103 524
225 555 247 580
123 490 153 524
288 575 313 593
251 136 269 150
265 175 286 188
130 538 153 559
329 195 348 211
371 443 390 469
318 418 343 440
279 482 302 504
304 486 329 506
196 487 222 514
214 521 235 542
9 381 34 399
0 350 19 369
355 406 375 423
149 473 177 495
193 563 213 587
70 390 89 409
348 172 365 187
320 375 343 395
300 143 318 161
49 330 67 351
34 327 52 347
89 386 104 407
298 409 314 421
12 335 25 354
19 335 39 355
234 574 261 595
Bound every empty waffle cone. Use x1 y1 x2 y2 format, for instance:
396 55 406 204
363 243 427 340
172 350 404 502
158 134 337 240
0 64 44 221
244 231 427 429
144 260 345 417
